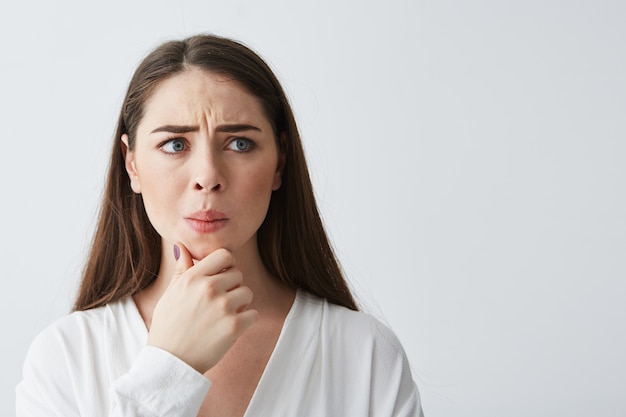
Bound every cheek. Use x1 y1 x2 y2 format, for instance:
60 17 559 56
137 165 186 219
137 158 188 190
237 166 277 212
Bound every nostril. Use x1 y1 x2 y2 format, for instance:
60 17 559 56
194 182 221 191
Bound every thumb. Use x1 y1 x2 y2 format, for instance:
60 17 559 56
173 242 194 277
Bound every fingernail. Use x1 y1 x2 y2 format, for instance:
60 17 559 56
173 244 180 260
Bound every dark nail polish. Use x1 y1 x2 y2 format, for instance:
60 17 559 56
173 244 180 260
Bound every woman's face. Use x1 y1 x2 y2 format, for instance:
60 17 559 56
123 68 283 260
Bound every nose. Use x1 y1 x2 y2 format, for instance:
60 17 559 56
192 150 225 193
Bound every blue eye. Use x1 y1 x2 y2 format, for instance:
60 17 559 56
161 138 186 153
228 137 254 152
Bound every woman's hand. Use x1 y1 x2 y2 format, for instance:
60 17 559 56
146 242 259 374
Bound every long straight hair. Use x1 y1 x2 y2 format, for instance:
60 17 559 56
73 34 357 311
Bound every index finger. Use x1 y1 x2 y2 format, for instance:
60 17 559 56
191 248 236 277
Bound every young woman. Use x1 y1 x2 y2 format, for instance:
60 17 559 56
17 34 423 417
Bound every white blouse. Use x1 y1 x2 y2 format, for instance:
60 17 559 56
17 290 423 416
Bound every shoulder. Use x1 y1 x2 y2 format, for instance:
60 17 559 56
296 291 413 375
17 303 116 413
21 298 131 377
29 299 126 346
295 292 422 416
299 291 406 353
27 305 107 356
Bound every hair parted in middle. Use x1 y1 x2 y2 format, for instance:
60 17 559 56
73 34 358 312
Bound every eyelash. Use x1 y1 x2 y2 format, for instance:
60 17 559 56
158 136 256 154
227 137 256 152
159 138 187 154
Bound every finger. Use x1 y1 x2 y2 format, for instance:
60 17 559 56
194 248 236 276
173 242 194 278
224 285 254 313
236 309 259 332
201 269 244 297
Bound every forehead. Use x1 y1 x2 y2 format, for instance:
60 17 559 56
139 68 269 129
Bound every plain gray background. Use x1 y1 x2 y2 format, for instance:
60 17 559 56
2 1 625 416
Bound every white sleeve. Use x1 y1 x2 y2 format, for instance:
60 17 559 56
109 346 211 416
16 328 211 417
369 320 425 417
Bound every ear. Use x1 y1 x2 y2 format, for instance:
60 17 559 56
272 152 286 191
121 134 141 194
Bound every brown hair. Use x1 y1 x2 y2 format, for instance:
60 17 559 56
73 34 358 311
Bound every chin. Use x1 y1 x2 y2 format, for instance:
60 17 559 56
187 242 232 261
175 233 256 261
184 233 245 258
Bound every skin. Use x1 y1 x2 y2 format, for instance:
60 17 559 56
122 67 295 416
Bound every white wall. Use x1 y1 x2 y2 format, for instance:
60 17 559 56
2 1 624 416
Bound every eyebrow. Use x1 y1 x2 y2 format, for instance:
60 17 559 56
151 125 198 134
150 124 262 134
217 124 262 133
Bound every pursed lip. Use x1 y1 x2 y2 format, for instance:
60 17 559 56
184 210 229 233
185 210 229 222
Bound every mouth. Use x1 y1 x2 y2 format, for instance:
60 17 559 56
185 210 229 233
186 210 228 222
